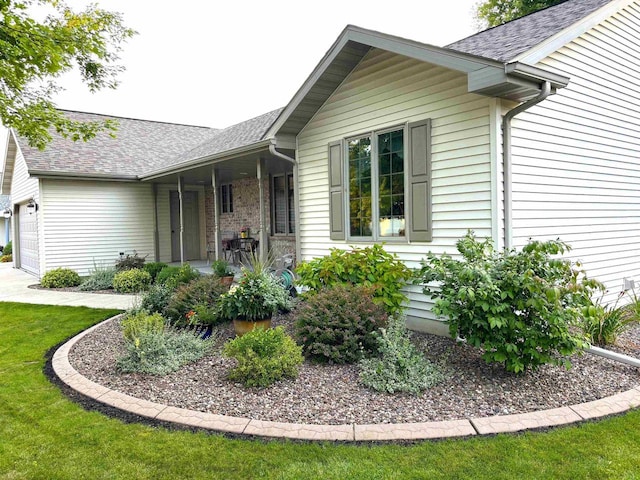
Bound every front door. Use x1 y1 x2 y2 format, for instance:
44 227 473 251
170 191 201 262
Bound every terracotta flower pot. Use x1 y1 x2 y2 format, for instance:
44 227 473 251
233 318 271 336
220 276 234 288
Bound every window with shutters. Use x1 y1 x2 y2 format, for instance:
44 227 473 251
220 183 233 213
329 119 431 242
272 173 295 235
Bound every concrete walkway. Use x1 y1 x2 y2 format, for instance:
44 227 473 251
0 264 136 310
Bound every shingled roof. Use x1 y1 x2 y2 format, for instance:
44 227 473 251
16 111 219 178
446 0 612 62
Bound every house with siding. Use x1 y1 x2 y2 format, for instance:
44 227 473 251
1 0 638 334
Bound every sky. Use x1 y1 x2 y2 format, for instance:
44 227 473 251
51 0 482 129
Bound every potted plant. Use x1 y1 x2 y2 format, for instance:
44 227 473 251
211 259 235 287
240 226 249 239
219 268 292 335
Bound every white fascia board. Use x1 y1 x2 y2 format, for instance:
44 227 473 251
1 131 17 195
512 0 635 64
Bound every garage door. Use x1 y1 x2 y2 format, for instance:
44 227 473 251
18 204 39 275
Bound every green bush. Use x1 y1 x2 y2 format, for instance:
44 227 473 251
223 326 303 387
113 268 152 293
296 244 412 315
120 311 165 343
359 316 443 395
143 262 168 283
116 327 214 375
115 252 146 271
139 283 174 316
41 268 81 288
211 259 233 278
294 284 388 364
166 275 229 326
156 264 200 289
418 232 600 373
3 241 12 255
79 264 116 291
0 254 12 263
581 291 636 346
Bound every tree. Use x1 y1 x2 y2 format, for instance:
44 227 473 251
476 0 566 28
0 0 136 149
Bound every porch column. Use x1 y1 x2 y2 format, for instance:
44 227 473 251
257 158 267 260
211 168 221 261
178 176 185 264
152 183 160 261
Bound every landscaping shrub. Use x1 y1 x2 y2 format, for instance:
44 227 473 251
3 241 12 255
581 291 636 346
359 316 443 395
296 244 412 315
139 283 173 316
156 264 200 289
625 286 640 322
113 268 151 293
0 254 12 262
116 327 214 375
223 326 303 387
79 264 116 291
165 275 229 326
143 262 168 283
294 284 388 364
418 231 600 373
41 268 81 288
115 251 146 271
120 311 165 343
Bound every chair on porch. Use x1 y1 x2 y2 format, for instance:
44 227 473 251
221 231 237 263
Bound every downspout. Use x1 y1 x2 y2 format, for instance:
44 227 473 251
152 183 159 261
502 81 551 249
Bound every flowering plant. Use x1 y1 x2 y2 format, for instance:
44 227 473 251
219 269 291 321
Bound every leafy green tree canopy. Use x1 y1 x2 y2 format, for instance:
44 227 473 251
476 0 565 28
0 0 136 149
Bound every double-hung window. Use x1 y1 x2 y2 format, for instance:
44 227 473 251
220 183 233 213
272 173 295 235
329 119 432 242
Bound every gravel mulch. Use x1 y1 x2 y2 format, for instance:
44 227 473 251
68 315 640 425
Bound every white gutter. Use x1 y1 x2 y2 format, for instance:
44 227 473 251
502 80 552 249
269 143 296 164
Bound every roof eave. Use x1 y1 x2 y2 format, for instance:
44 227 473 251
28 170 139 182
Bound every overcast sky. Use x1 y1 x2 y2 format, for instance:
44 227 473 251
51 0 481 129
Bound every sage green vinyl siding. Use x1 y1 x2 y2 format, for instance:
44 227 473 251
510 1 640 300
39 180 155 276
297 49 494 328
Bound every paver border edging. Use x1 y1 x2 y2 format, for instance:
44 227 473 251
51 315 640 442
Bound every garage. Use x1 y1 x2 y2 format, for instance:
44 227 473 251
18 202 39 276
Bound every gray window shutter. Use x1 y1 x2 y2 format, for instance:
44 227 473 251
407 119 432 242
328 140 345 240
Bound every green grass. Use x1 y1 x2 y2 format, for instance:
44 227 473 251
2 301 640 479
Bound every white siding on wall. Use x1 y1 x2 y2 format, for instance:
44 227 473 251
297 49 494 326
511 2 640 299
40 180 155 276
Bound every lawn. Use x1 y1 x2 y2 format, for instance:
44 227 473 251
2 301 640 479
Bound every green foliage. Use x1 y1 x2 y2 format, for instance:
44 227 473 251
3 241 12 255
166 275 229 326
138 283 173 316
115 252 147 271
0 254 12 263
476 0 563 27
296 244 412 315
418 232 599 373
223 326 303 387
41 268 81 288
359 316 444 395
219 269 292 321
113 268 151 293
79 264 116 291
0 1 136 149
156 264 201 289
581 291 637 346
625 286 640 322
211 259 233 278
120 311 165 343
294 284 388 364
116 327 214 375
143 262 168 283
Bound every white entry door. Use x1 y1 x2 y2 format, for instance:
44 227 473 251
18 203 39 275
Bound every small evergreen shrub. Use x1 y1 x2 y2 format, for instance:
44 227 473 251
79 265 116 291
139 283 173 316
113 268 151 293
223 326 303 387
116 327 214 375
41 268 81 288
296 244 412 315
3 241 12 255
359 316 443 395
156 264 200 289
115 252 146 271
294 284 388 364
166 275 229 326
121 311 166 343
143 262 168 283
